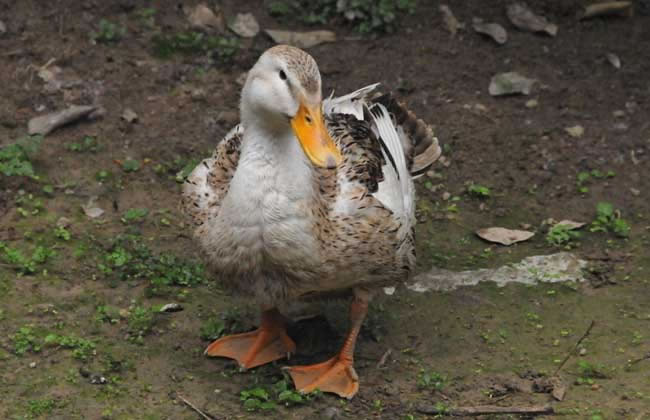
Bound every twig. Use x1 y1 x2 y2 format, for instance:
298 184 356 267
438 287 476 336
376 348 392 368
628 352 650 366
177 394 215 420
554 320 595 376
417 404 554 416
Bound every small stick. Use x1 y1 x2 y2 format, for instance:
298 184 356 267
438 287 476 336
177 394 215 420
376 348 392 368
554 320 595 376
417 404 554 416
628 352 650 366
581 1 633 19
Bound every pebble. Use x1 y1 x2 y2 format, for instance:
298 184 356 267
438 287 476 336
579 348 587 356
612 110 625 118
630 188 640 197
525 99 539 108
320 406 342 420
29 362 36 368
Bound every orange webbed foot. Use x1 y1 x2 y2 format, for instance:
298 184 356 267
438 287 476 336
204 309 296 370
285 356 359 399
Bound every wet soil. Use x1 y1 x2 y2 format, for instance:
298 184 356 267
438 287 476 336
1 1 649 419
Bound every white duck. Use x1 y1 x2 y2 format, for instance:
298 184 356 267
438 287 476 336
183 45 440 399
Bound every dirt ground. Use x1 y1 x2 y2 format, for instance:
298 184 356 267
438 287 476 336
1 0 649 419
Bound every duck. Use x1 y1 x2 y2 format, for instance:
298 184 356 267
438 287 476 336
182 44 440 399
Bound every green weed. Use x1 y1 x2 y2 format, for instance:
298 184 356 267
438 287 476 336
416 369 446 390
0 135 42 178
44 334 96 361
152 32 239 61
121 208 149 224
240 379 319 411
66 136 100 153
98 235 204 294
467 183 490 198
91 19 126 43
0 242 55 274
121 159 141 172
26 398 57 417
546 224 581 247
53 226 71 241
590 202 630 238
268 0 416 33
12 325 41 355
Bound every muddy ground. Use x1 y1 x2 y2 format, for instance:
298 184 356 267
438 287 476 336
1 0 649 419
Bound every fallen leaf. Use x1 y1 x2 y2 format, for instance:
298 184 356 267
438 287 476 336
489 72 536 96
507 3 558 36
265 29 336 49
439 5 464 36
229 13 259 38
550 377 567 401
565 125 584 138
82 197 105 219
525 99 539 108
28 105 97 136
476 227 535 245
555 220 586 230
121 108 138 123
185 3 224 32
606 52 621 69
580 1 633 19
472 18 508 44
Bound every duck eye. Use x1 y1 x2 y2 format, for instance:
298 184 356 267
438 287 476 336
305 115 313 124
279 70 287 80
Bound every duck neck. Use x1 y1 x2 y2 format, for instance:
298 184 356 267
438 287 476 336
231 115 316 207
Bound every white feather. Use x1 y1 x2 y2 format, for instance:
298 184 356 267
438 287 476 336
368 104 415 228
323 83 380 119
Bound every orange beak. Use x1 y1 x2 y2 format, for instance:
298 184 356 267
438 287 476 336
291 102 342 169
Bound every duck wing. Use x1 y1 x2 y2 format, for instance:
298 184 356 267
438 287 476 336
181 124 243 227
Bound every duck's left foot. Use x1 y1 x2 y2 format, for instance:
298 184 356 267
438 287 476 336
285 356 359 399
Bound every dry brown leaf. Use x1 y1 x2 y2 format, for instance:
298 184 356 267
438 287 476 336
489 72 536 96
581 1 633 19
185 3 224 32
507 3 558 36
476 227 535 245
265 30 336 49
229 13 259 38
555 220 586 230
472 18 508 44
439 5 464 36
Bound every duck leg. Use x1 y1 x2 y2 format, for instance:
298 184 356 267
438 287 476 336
204 308 296 369
286 290 369 399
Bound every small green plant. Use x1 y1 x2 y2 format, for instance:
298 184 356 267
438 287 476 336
26 398 57 417
136 7 157 28
467 184 490 198
590 202 630 238
98 235 204 294
53 226 71 241
0 242 55 274
127 305 155 343
121 159 141 172
240 380 318 411
95 305 121 324
44 334 96 360
576 169 615 193
268 0 416 33
95 169 113 182
575 360 608 385
91 19 126 43
66 135 99 153
152 32 239 61
416 369 446 390
546 224 581 247
12 326 41 355
0 135 43 178
121 208 149 224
